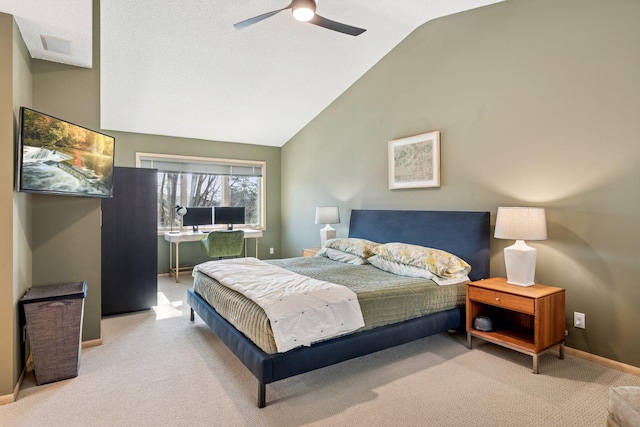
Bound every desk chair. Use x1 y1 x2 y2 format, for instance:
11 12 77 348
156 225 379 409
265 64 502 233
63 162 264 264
201 230 245 259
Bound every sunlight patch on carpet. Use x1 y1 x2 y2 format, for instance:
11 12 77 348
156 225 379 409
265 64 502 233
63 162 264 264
152 291 184 320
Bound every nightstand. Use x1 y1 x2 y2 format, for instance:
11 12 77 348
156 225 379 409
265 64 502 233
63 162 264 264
302 247 321 257
466 277 566 373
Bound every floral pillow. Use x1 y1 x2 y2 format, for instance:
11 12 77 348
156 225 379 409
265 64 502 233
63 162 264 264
368 255 469 285
321 238 380 258
372 242 471 279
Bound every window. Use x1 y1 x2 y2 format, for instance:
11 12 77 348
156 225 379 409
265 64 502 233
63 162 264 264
136 153 266 231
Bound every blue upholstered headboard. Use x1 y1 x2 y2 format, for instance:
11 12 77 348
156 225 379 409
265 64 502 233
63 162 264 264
348 209 490 281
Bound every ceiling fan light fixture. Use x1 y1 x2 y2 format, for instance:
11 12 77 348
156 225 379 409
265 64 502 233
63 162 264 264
234 0 365 36
292 0 316 22
292 8 314 21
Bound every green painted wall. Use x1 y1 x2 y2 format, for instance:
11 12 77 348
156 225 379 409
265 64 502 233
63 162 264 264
30 3 104 343
281 0 640 367
11 15 33 397
0 12 33 397
0 11 16 398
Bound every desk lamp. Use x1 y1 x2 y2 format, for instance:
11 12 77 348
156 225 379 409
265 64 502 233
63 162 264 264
494 207 547 286
315 206 340 244
170 205 187 234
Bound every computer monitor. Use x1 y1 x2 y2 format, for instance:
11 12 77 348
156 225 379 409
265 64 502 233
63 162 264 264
182 207 213 232
214 206 245 230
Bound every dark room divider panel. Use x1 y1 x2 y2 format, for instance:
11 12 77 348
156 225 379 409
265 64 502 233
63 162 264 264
101 167 158 315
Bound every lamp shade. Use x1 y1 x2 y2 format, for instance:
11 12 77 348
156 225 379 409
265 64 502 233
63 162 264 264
494 207 547 286
315 206 340 225
315 206 339 244
494 207 547 241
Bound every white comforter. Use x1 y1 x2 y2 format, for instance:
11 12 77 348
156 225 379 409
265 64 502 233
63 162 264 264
194 257 365 352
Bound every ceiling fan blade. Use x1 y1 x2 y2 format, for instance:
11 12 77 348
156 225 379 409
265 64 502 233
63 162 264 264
309 14 366 36
233 6 292 30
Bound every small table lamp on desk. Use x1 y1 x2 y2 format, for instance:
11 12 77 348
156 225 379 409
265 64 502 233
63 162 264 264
494 207 547 286
169 205 187 234
315 206 340 244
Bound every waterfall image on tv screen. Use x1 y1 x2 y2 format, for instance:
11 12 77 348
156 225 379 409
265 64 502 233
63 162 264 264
17 107 115 198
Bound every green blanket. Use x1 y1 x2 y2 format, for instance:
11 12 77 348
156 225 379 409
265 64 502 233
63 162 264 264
268 257 466 329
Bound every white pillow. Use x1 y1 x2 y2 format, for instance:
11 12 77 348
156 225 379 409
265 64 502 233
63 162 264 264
368 255 435 279
316 247 369 265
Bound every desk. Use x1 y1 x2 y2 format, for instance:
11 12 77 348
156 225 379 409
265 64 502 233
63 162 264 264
164 229 263 282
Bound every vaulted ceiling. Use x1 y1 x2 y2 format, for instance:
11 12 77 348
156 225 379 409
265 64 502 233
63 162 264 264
2 0 503 147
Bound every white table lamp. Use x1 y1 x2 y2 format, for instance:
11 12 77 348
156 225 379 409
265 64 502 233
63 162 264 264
315 206 340 244
494 207 547 286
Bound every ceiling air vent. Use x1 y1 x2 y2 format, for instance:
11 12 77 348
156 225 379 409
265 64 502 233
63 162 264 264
41 35 73 55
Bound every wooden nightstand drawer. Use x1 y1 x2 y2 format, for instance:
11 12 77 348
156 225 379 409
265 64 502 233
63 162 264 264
302 248 321 257
468 286 534 315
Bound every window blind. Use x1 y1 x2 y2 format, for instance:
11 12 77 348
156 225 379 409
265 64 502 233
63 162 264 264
138 156 263 177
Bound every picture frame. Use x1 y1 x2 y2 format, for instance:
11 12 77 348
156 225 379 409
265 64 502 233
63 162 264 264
388 130 440 189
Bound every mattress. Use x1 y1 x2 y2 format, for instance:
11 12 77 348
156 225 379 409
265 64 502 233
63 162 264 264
193 256 467 354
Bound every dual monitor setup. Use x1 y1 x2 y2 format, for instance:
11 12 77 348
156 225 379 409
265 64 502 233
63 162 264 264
182 206 245 232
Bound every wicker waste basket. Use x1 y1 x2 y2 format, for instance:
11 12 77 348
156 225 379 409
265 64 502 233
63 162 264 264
21 282 87 385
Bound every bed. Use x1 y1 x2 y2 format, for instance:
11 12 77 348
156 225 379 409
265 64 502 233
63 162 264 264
187 209 490 407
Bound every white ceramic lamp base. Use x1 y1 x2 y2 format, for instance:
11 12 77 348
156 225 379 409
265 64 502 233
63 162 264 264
320 224 336 244
504 240 537 286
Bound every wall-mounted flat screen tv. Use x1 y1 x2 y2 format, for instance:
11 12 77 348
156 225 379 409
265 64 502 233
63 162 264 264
17 107 115 198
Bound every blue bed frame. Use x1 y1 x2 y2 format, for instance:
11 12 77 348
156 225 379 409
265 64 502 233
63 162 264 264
187 209 490 407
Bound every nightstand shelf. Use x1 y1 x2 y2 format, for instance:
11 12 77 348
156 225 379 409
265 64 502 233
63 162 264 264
466 277 566 373
472 326 535 353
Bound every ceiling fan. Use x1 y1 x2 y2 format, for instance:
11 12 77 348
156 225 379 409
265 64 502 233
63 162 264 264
234 0 366 36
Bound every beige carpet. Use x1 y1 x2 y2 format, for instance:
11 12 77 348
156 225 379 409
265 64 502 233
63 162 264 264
2 276 639 427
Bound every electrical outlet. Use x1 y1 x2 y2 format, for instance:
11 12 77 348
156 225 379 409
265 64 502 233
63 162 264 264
269 247 274 255
574 312 585 329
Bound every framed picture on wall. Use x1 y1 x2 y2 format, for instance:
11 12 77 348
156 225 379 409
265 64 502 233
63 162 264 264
388 130 440 189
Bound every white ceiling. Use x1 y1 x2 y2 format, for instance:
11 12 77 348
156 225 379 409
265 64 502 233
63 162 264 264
0 0 92 68
2 0 503 147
